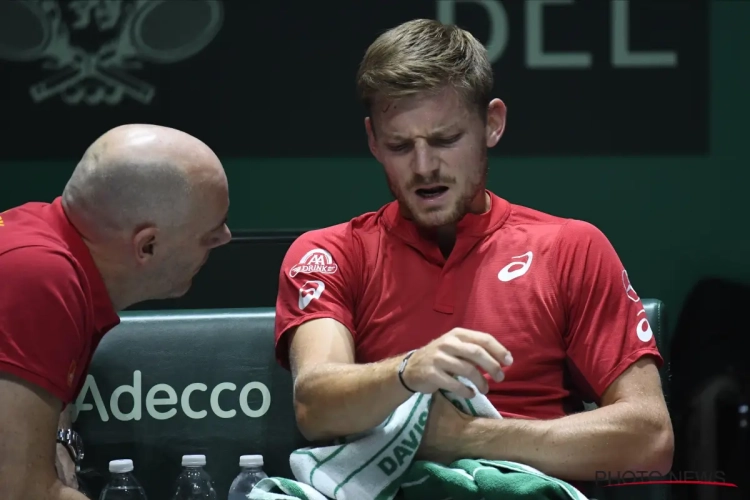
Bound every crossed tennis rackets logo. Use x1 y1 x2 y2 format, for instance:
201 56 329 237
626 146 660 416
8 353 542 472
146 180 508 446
0 0 224 105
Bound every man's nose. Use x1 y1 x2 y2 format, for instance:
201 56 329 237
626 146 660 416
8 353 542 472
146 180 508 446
412 141 438 177
212 225 232 248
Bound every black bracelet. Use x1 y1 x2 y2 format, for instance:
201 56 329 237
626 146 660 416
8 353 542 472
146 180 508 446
398 349 417 393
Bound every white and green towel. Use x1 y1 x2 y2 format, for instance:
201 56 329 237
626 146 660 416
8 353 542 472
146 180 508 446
399 459 589 500
248 377 588 500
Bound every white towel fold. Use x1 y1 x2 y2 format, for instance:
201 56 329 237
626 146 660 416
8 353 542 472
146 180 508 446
248 376 589 500
250 377 499 499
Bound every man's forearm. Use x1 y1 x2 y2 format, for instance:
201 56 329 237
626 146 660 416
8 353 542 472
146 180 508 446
456 402 673 481
294 356 412 441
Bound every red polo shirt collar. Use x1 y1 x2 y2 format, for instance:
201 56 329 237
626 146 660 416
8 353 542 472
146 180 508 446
383 191 510 253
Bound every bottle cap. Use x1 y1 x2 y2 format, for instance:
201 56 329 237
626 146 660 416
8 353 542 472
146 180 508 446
240 455 263 467
182 454 207 467
109 459 134 473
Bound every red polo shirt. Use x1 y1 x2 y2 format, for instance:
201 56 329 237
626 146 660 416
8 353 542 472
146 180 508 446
275 191 663 419
0 197 120 404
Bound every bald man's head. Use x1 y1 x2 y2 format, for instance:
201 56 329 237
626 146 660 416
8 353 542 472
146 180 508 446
62 124 231 308
62 124 223 234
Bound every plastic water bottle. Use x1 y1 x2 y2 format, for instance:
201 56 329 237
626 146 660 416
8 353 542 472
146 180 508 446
99 459 147 500
227 455 268 500
171 454 217 500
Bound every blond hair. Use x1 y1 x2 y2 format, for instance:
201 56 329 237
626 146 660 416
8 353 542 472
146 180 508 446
356 19 493 116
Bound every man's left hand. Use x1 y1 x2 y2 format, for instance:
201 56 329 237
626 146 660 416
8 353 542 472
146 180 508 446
55 443 79 489
417 392 474 464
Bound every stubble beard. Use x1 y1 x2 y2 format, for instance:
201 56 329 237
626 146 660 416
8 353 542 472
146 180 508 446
386 157 488 229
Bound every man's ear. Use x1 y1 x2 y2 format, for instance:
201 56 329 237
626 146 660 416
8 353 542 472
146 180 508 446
132 226 158 264
486 98 507 148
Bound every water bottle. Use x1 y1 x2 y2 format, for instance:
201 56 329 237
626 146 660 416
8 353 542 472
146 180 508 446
99 459 147 500
227 455 268 500
171 454 217 500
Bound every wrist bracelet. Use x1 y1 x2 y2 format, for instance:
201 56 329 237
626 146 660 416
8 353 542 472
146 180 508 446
56 428 84 465
398 349 417 393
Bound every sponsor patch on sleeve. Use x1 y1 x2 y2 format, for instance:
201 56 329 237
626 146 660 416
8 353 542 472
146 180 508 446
289 248 338 278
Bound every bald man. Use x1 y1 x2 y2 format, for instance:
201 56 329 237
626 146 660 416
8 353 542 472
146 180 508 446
0 124 232 500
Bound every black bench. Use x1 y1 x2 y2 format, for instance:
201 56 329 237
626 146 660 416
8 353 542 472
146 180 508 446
73 301 670 499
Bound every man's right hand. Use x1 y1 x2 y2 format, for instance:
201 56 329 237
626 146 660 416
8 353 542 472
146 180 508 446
287 320 512 440
401 328 513 399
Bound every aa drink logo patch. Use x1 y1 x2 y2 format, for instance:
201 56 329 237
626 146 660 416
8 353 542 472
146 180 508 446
289 248 338 278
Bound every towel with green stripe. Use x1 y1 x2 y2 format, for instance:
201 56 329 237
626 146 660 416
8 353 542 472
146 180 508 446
247 377 588 500
398 459 589 500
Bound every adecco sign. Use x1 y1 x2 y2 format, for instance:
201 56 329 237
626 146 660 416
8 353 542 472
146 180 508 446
72 370 271 422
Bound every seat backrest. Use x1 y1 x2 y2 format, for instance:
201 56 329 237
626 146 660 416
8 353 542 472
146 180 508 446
72 308 307 500
74 301 671 500
642 298 670 400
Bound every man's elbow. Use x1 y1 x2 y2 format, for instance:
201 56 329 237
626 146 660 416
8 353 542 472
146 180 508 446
294 400 328 442
292 380 342 442
650 424 675 475
636 417 675 475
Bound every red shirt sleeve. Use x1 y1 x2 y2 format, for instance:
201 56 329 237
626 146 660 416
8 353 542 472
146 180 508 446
0 246 87 403
274 227 361 370
554 220 663 401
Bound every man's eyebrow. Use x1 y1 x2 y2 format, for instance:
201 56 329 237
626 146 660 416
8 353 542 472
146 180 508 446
385 126 462 141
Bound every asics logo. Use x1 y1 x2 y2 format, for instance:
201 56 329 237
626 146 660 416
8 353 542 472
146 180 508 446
299 280 325 310
498 251 533 282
